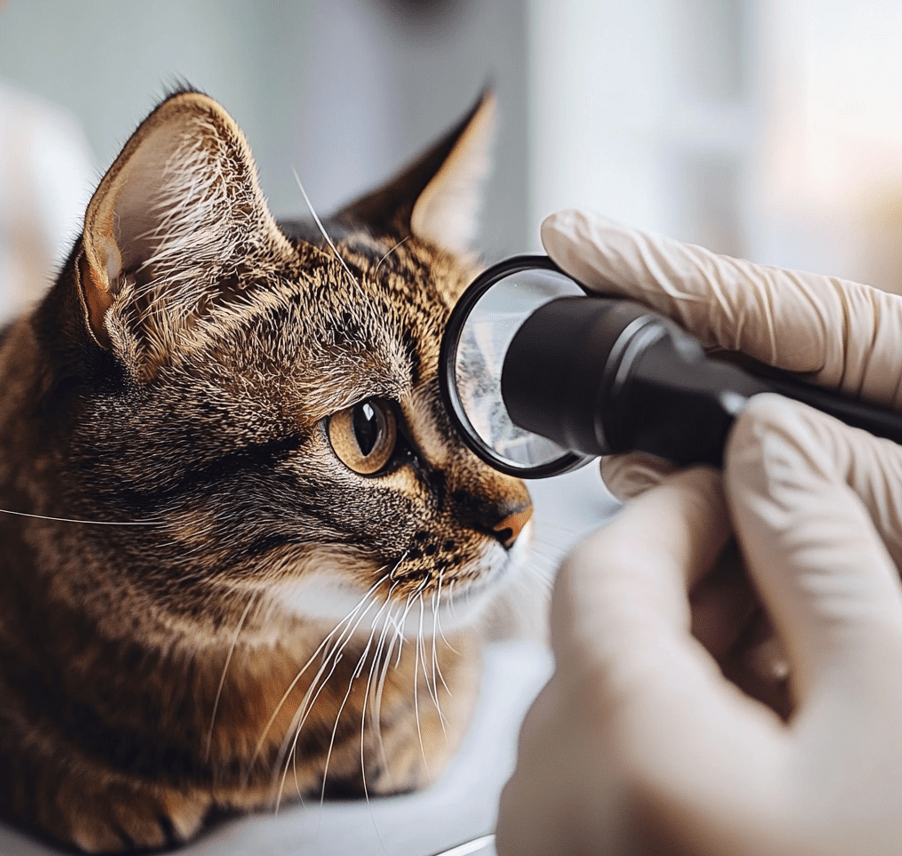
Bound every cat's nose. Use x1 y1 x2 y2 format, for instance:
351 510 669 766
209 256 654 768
492 503 533 549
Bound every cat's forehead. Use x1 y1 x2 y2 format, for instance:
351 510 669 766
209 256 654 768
200 229 474 423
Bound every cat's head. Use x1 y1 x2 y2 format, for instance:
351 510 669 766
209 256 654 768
42 89 531 639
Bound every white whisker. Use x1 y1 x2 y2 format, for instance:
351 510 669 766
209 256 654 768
421 590 446 735
534 518 586 535
447 579 460 626
373 612 404 776
205 590 259 760
291 168 364 296
411 588 433 777
0 508 162 526
275 578 391 811
362 581 400 780
432 574 452 696
316 607 383 810
251 573 390 775
374 236 410 275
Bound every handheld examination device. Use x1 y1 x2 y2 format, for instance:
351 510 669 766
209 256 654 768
439 255 902 478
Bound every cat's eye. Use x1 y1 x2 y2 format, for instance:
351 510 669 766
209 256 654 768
327 399 398 475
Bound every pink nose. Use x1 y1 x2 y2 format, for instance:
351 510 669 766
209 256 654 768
492 504 533 549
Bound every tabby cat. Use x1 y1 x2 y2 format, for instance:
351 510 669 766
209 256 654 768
0 89 533 853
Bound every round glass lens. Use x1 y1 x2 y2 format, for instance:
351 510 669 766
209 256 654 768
450 265 586 472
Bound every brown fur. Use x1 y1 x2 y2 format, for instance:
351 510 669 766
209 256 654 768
0 89 532 852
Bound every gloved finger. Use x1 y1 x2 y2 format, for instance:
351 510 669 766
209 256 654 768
602 455 789 712
553 467 730 673
687 546 791 718
603 452 787 692
689 543 756 660
725 394 902 701
733 611 790 690
541 209 902 409
552 468 784 825
600 451 675 501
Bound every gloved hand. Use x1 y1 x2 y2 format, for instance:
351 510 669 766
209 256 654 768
539 209 902 700
496 394 902 855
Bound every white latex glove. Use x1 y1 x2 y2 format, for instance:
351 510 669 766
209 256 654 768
541 209 902 499
497 394 902 856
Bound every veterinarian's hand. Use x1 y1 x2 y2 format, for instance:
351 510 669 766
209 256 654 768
541 208 902 499
497 394 902 856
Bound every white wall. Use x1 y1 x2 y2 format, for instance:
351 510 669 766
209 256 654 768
527 0 752 254
6 0 902 287
750 0 902 288
527 0 902 291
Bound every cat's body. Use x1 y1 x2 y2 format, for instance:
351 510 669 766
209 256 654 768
0 90 532 853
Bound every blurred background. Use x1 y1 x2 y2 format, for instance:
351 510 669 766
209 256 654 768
3 0 902 323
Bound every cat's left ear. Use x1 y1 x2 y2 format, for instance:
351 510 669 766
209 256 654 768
338 91 496 255
78 90 286 357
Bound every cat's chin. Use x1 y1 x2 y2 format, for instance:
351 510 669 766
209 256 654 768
269 526 533 638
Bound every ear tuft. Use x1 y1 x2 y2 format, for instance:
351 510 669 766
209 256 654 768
79 92 283 365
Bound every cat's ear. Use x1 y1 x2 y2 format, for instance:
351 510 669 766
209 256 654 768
79 90 284 358
338 91 495 254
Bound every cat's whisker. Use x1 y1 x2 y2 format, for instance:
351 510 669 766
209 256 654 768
315 613 381 810
372 606 407 777
424 588 447 736
275 636 356 810
535 517 591 535
514 566 554 603
447 579 459 625
0 507 163 526
534 525 584 541
430 578 443 697
528 558 564 578
374 236 410 275
361 586 398 791
432 574 453 695
356 607 397 856
529 545 561 562
411 592 430 779
251 573 391 776
291 168 365 297
389 579 426 667
528 546 567 565
204 590 260 761
388 550 410 582
325 590 398 817
523 570 555 595
530 541 582 559
274 579 391 810
433 572 455 652
526 557 566 582
416 596 440 726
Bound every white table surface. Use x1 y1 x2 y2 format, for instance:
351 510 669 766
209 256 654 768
0 466 618 856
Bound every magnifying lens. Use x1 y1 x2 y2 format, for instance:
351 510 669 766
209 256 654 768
439 254 902 478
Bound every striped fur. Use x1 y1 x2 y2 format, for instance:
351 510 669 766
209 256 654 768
0 90 532 852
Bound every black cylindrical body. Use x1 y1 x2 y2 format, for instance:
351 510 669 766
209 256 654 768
501 297 780 466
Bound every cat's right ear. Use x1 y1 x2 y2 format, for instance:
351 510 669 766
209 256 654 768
78 90 285 362
338 91 496 256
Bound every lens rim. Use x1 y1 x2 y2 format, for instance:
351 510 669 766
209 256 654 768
439 254 595 479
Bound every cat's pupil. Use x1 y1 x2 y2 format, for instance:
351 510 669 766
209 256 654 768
353 402 381 456
326 399 397 475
